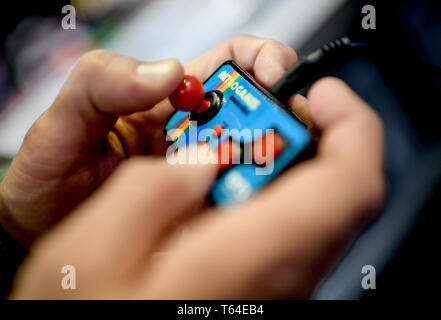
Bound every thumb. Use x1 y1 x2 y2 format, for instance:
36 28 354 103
308 77 383 171
29 50 183 154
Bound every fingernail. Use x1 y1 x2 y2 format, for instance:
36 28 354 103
136 59 180 81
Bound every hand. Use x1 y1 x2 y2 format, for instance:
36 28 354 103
0 36 298 246
10 78 385 299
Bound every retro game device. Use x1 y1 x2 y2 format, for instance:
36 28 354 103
164 60 311 207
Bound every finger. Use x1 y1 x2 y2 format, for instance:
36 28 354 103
151 35 298 130
308 78 384 181
187 35 297 88
142 78 385 299
32 152 217 287
287 93 311 126
30 50 183 155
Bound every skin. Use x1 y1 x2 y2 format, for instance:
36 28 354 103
0 36 385 299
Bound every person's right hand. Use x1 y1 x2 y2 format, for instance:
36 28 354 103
11 78 386 299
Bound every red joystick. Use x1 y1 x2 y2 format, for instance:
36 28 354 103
169 75 205 112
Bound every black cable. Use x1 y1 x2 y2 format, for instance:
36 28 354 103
270 37 371 102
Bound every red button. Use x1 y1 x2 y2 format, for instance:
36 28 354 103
252 131 285 166
213 125 224 137
169 75 205 112
216 140 240 170
196 98 212 113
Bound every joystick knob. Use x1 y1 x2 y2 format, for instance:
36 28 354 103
169 75 205 112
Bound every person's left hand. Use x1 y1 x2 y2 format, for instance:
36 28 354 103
0 36 298 246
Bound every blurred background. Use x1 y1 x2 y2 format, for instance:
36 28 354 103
1 0 440 299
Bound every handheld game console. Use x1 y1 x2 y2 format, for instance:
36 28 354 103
165 60 311 207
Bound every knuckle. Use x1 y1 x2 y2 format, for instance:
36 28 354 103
265 38 298 63
226 34 260 50
22 111 49 149
231 34 257 42
75 49 113 77
263 38 282 48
